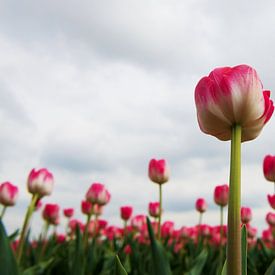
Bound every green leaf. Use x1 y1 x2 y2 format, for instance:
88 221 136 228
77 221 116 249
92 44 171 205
264 259 275 275
8 229 20 242
22 258 54 275
115 255 128 275
241 224 247 275
221 260 227 275
187 249 208 275
0 220 19 275
146 216 172 275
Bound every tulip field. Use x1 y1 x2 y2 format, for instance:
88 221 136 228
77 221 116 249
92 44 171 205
0 65 275 275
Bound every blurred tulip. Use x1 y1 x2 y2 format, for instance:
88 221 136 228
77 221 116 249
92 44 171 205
81 200 92 215
27 168 54 197
120 206 133 221
196 198 207 213
148 202 161 218
241 207 252 224
86 183 111 206
267 194 275 210
161 221 174 239
214 184 229 207
0 182 19 207
131 214 146 231
266 212 275 227
63 208 74 218
148 159 169 184
263 155 275 182
43 203 60 224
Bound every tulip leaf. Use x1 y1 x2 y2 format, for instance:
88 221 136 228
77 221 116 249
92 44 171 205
8 228 20 242
0 220 19 275
264 259 275 275
221 259 227 275
22 258 54 275
186 248 208 275
241 224 247 275
146 216 172 275
115 255 128 275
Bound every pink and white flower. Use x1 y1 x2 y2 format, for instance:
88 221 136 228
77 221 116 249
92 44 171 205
86 183 111 206
148 159 170 184
0 182 19 206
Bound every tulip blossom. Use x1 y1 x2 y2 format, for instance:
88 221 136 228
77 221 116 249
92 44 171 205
148 202 161 218
131 214 146 231
263 155 275 182
195 65 274 142
267 194 275 210
0 182 19 207
43 203 60 224
266 212 275 227
241 207 252 224
120 206 133 221
81 200 93 215
86 183 111 206
63 208 74 218
196 198 207 213
214 184 229 207
27 168 54 197
148 159 169 185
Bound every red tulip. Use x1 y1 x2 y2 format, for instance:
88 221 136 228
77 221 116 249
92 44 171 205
131 214 146 230
27 168 54 197
86 183 111 206
63 208 74 218
148 159 169 184
120 206 133 221
195 65 274 142
214 184 229 207
161 221 174 239
241 207 252 224
42 203 60 224
263 155 275 182
267 194 275 210
266 212 275 227
69 219 84 233
148 202 161 218
0 182 19 206
195 198 207 213
81 200 92 215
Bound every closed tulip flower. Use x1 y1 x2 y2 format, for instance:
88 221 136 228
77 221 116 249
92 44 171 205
42 203 60 224
27 168 54 197
81 200 92 215
63 208 74 218
86 183 111 206
241 207 252 224
120 206 133 221
0 182 19 207
263 155 275 182
196 198 207 213
148 159 169 184
148 202 161 218
195 65 274 142
267 194 275 210
214 184 229 207
266 212 275 227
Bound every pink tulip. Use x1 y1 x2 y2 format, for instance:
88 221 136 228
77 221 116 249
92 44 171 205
195 65 274 142
27 168 54 197
267 194 275 210
161 221 174 239
63 208 74 218
69 219 84 233
98 219 108 230
262 228 273 244
0 182 19 206
148 202 161 218
214 184 229 207
93 204 103 216
120 206 133 221
195 198 207 213
241 207 252 224
263 155 275 182
56 234 66 243
266 212 275 227
81 200 92 215
148 159 170 184
131 214 146 230
246 224 257 239
42 203 60 224
86 183 111 206
124 244 132 255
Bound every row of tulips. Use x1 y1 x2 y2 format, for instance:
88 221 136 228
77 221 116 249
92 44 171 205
0 64 274 275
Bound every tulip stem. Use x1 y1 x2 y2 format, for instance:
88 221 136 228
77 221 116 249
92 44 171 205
158 184 162 240
198 212 203 226
83 212 92 248
0 206 6 219
220 206 224 243
17 193 39 263
227 124 242 275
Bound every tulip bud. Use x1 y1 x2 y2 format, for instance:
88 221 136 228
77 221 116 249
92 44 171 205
263 155 275 182
0 182 19 206
195 65 274 142
148 159 169 184
148 202 161 218
195 198 207 213
214 184 229 207
267 194 275 210
120 206 133 221
81 200 92 215
63 208 74 218
42 203 60 224
27 168 54 197
241 207 252 224
86 183 111 206
266 212 275 227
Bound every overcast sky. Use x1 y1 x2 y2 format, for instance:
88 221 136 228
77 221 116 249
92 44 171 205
0 0 274 237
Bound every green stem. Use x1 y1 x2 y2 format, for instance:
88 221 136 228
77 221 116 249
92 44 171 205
158 184 162 240
227 124 242 275
16 193 39 263
198 212 203 226
0 206 7 219
220 206 224 245
39 221 50 261
83 213 92 248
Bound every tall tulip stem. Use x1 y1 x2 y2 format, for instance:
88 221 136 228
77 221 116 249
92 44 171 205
158 184 162 240
17 193 39 263
227 124 242 275
0 206 6 219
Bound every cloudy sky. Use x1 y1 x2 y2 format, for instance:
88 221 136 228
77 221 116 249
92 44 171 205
0 0 274 236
